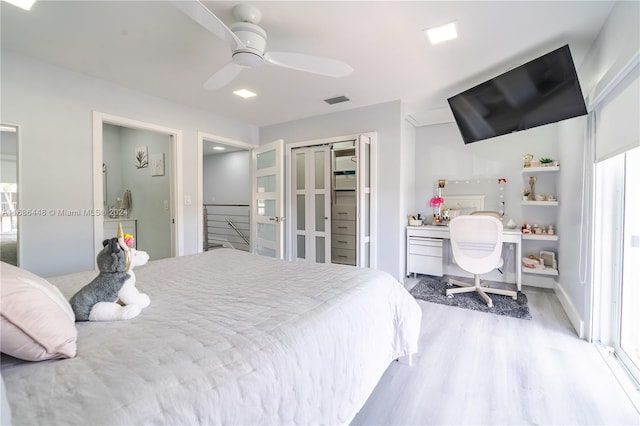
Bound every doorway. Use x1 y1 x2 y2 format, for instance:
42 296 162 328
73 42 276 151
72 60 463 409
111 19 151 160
103 124 173 260
286 133 376 267
201 138 251 252
93 112 182 260
0 124 19 266
197 132 254 253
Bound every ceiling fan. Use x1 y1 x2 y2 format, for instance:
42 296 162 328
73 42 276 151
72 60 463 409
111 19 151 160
172 1 354 90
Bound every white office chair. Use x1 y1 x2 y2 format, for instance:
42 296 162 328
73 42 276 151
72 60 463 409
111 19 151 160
446 215 518 307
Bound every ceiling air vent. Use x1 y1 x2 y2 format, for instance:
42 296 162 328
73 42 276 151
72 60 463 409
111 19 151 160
324 95 350 105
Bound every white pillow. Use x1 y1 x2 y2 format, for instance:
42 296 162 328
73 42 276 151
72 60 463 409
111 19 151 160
0 262 77 361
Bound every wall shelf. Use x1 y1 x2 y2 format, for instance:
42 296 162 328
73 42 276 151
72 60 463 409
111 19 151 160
523 267 559 276
522 165 560 173
521 200 559 206
521 162 560 285
522 234 558 241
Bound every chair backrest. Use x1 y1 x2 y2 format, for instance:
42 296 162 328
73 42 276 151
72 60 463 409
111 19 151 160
470 210 502 219
448 215 504 274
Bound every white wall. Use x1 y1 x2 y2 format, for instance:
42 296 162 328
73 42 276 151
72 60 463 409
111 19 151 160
580 1 640 106
415 119 563 283
0 160 16 184
203 151 251 204
1 131 17 183
260 101 406 280
1 51 258 277
414 122 560 226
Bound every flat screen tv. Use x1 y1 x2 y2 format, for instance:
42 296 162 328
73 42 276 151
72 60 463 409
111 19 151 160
447 45 588 144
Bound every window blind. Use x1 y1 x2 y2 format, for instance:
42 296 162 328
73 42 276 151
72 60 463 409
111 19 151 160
594 63 640 162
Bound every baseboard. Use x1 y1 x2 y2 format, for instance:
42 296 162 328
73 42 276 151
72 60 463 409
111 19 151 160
554 281 585 338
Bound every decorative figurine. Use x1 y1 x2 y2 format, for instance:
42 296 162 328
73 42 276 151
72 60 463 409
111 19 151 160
528 176 536 201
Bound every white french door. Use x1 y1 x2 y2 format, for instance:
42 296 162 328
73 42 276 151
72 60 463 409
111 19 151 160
618 147 639 384
292 145 331 263
356 134 372 267
251 140 284 259
593 146 640 386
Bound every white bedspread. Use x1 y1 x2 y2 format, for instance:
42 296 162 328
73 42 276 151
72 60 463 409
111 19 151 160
2 249 421 425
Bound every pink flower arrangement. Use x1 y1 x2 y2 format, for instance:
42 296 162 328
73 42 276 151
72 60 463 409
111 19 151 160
429 196 444 207
123 233 135 248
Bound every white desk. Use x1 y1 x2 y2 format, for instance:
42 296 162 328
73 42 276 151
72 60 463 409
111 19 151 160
406 225 522 291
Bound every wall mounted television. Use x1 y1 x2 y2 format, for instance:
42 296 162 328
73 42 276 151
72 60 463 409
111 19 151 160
447 45 588 144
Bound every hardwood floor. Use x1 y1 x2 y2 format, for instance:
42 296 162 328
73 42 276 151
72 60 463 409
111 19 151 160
352 277 640 425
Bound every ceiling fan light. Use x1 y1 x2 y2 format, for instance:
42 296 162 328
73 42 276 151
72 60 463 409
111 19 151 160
232 51 264 68
230 22 267 55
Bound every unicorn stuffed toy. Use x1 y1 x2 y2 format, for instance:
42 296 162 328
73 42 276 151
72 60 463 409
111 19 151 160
70 223 150 321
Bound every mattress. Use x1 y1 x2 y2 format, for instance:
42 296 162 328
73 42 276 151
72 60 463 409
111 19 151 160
1 249 421 425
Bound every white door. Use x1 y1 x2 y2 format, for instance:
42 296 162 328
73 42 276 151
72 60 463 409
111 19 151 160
357 134 372 267
292 145 331 263
251 140 284 258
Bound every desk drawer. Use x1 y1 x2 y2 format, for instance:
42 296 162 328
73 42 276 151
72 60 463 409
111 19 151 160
407 253 443 276
409 243 442 257
332 220 356 235
408 237 442 256
332 248 356 265
332 234 356 249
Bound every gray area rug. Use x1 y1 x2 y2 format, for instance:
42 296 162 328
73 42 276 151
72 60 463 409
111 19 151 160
410 276 532 320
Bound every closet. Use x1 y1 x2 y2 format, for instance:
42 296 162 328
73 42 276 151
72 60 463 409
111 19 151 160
291 136 371 267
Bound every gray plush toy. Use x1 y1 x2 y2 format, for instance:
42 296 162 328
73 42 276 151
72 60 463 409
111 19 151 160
69 224 150 321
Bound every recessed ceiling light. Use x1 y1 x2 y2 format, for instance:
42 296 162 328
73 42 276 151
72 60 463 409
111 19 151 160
233 89 256 99
424 22 458 45
3 0 36 11
213 146 225 151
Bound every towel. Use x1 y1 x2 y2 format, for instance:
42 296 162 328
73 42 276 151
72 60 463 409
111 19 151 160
122 190 132 211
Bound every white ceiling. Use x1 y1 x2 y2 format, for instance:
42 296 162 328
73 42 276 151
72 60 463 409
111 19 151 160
1 1 615 127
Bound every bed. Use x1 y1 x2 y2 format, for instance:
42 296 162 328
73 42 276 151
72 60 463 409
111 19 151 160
1 249 421 425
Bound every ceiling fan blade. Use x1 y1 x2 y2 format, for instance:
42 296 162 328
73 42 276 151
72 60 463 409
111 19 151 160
204 63 244 90
171 0 244 51
264 52 353 78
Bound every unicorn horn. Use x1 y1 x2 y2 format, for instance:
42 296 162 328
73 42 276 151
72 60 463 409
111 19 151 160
116 222 132 271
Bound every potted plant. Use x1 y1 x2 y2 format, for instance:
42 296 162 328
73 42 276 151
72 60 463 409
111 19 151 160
539 157 554 166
